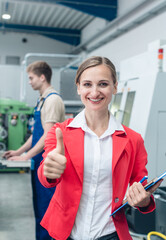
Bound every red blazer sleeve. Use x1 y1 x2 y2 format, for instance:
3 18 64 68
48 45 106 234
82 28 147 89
38 122 63 188
130 134 155 213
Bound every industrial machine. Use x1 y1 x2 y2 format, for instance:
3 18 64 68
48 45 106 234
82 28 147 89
110 40 166 185
60 68 83 118
0 98 34 152
0 98 33 171
110 40 166 235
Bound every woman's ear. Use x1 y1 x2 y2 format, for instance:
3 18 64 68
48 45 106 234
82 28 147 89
77 83 81 95
113 82 118 95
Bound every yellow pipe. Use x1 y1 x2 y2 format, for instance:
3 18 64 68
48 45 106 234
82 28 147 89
147 231 166 240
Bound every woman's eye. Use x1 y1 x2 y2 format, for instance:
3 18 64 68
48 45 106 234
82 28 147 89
99 82 108 87
83 83 91 87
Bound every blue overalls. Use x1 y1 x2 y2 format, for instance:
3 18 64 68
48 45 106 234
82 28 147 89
31 93 58 240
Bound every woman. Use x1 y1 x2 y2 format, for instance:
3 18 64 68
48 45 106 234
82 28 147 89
38 56 162 240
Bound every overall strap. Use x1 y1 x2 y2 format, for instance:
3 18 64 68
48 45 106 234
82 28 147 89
34 98 41 111
39 92 60 110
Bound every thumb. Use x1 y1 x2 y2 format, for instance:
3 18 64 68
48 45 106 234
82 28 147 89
55 128 64 155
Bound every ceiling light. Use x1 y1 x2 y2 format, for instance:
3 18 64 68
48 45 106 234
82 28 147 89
2 13 11 20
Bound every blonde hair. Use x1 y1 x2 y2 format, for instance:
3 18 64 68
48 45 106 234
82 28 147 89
75 56 117 85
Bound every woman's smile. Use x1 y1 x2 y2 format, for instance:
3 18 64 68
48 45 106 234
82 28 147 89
88 97 104 103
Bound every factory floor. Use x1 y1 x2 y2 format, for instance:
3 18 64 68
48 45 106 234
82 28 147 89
0 172 35 240
0 172 157 240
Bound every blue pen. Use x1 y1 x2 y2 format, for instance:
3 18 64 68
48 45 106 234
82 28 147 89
110 176 148 217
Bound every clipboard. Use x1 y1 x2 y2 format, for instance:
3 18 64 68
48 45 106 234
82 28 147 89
143 171 166 191
110 171 166 217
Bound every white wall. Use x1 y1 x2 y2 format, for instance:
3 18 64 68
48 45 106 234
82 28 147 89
0 32 72 64
81 18 108 44
118 0 145 16
81 0 146 45
0 65 21 100
84 10 166 72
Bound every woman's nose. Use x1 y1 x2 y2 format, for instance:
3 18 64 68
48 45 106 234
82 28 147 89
91 86 99 96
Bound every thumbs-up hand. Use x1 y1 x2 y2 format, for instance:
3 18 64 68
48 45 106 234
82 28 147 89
43 128 67 180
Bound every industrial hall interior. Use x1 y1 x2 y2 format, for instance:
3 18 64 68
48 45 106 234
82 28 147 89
0 0 166 240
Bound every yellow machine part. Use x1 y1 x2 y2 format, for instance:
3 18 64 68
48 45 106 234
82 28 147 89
147 231 166 240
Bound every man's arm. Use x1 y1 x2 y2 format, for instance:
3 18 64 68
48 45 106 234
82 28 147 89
3 135 32 159
8 122 55 161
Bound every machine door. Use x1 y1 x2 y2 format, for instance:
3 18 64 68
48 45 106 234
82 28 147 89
110 93 123 119
157 111 166 178
111 79 138 126
122 91 136 127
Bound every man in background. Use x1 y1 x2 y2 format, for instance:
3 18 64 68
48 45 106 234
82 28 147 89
3 61 65 240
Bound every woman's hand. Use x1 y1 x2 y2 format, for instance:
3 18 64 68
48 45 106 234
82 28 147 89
43 128 67 180
126 179 163 208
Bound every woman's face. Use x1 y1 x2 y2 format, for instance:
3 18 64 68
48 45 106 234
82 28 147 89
77 64 117 112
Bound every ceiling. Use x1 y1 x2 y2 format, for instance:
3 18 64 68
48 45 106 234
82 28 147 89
0 0 117 46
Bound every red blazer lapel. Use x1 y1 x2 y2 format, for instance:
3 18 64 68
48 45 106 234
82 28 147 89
112 131 129 173
63 128 84 184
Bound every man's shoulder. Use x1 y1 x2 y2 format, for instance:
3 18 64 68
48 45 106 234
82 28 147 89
45 88 59 96
45 90 63 104
42 86 58 97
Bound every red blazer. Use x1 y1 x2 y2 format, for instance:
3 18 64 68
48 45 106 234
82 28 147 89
38 119 155 240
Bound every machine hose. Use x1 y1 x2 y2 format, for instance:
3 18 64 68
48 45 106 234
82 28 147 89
147 231 166 240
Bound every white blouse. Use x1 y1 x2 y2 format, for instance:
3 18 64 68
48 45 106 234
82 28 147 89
67 109 124 240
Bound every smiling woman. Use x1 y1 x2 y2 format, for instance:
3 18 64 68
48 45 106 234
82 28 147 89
75 57 118 136
37 56 161 240
76 63 117 123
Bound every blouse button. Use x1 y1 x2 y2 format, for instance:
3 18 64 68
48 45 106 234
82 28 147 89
114 197 119 203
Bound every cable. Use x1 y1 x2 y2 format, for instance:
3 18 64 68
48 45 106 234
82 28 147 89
147 231 166 240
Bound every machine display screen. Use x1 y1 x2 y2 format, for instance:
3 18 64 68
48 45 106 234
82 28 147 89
122 91 135 127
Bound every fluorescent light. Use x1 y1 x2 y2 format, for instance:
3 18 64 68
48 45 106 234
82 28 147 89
2 13 11 20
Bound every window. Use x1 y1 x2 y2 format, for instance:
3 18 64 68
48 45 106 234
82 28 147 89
110 93 123 119
6 56 20 65
122 91 135 127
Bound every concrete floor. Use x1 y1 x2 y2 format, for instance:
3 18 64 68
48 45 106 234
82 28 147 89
0 172 35 240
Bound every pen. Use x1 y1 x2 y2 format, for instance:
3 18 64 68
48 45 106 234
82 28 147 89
110 176 148 217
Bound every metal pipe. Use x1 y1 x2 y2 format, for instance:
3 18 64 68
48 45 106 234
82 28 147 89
4 0 116 8
69 0 166 54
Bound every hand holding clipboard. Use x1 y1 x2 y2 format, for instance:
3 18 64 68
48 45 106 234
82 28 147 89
110 171 166 217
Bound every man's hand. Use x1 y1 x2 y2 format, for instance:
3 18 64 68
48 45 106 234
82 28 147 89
43 128 67 180
2 150 19 159
8 155 28 161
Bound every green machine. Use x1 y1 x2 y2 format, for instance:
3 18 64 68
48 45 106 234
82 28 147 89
0 98 34 152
